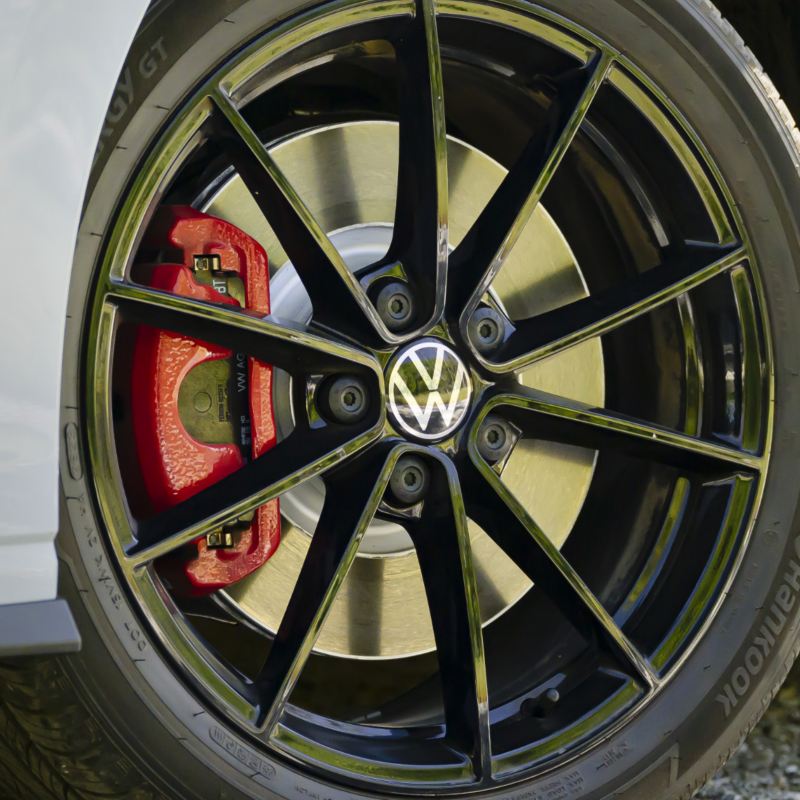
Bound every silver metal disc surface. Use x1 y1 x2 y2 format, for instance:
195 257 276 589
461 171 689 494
206 121 604 659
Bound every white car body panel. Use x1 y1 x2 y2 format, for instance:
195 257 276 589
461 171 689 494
0 0 149 605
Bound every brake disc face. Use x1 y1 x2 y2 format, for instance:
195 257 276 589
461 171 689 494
202 122 604 658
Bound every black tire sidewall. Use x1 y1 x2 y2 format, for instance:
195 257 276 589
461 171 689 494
59 1 800 798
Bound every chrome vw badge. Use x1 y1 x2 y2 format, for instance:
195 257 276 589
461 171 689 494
388 340 472 440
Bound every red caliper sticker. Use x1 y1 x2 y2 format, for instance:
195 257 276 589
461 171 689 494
132 206 280 594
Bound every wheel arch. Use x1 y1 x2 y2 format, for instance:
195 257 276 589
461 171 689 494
0 0 149 619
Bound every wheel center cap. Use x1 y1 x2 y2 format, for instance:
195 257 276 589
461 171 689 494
387 339 472 441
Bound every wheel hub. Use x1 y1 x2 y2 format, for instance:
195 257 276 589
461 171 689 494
387 339 472 441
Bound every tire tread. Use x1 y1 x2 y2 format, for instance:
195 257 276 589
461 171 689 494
0 658 161 799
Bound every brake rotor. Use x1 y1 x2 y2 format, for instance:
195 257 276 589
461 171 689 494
201 121 605 659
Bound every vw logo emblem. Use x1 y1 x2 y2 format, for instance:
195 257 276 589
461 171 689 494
388 340 472 440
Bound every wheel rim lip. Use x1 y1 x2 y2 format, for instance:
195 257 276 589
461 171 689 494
81 0 775 793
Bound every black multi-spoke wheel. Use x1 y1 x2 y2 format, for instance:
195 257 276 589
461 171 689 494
17 1 800 798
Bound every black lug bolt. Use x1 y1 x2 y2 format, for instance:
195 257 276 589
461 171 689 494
468 306 505 353
376 281 415 332
477 415 515 463
323 376 369 424
389 455 429 505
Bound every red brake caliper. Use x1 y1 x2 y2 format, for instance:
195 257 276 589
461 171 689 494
132 206 280 594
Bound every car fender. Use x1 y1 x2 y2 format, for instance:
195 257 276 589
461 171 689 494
0 0 149 609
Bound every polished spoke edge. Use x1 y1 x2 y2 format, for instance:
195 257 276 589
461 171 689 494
487 244 747 373
105 281 379 372
493 387 763 472
126 427 381 568
468 453 658 690
430 457 492 778
389 0 449 321
255 446 405 733
208 88 397 343
455 49 615 316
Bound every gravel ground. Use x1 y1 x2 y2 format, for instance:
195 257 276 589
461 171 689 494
697 664 800 800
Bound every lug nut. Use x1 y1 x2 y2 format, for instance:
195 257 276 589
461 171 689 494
389 455 430 505
468 306 505 353
376 281 415 331
477 416 515 463
323 376 369 424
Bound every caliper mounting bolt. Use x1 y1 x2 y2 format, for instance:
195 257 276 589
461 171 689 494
206 529 235 549
193 253 223 274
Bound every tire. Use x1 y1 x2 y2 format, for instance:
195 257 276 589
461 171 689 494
4 0 800 798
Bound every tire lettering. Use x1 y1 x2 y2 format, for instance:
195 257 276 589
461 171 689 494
209 726 275 780
717 548 800 717
94 37 169 164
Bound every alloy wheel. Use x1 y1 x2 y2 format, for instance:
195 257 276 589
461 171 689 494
84 0 772 792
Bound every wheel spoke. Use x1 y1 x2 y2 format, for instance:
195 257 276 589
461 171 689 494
129 425 383 566
384 0 449 321
449 50 614 314
107 282 381 377
487 242 746 372
462 456 657 689
406 455 491 780
252 445 402 732
486 387 762 473
208 89 389 343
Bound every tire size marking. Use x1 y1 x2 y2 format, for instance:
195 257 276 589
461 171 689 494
507 770 584 800
294 788 335 800
596 740 632 770
67 495 147 654
124 621 147 653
